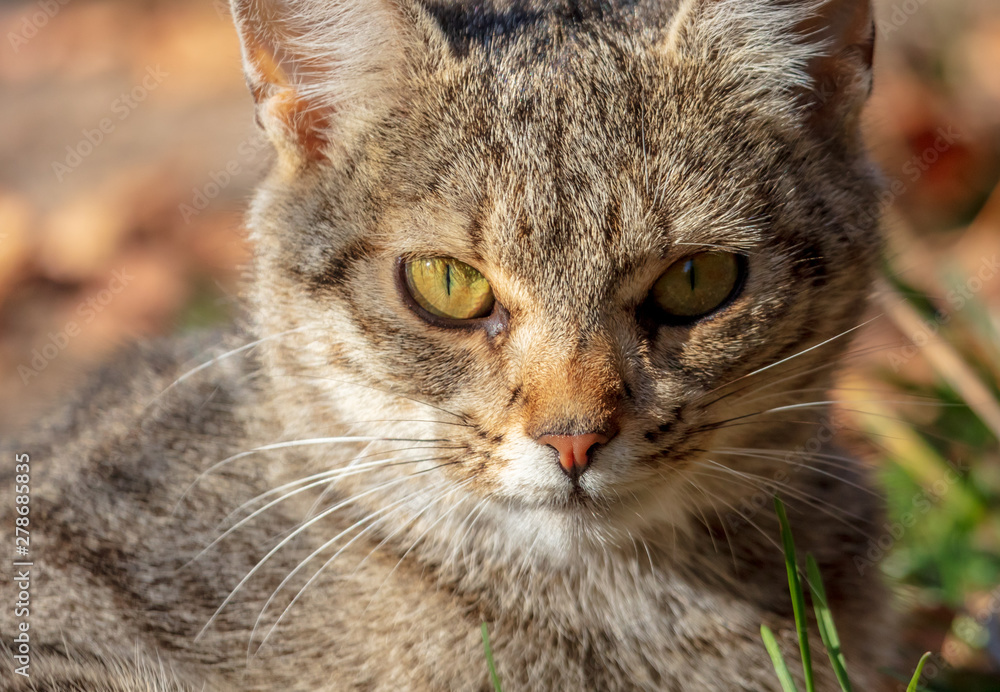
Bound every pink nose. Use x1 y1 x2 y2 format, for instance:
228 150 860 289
537 433 609 476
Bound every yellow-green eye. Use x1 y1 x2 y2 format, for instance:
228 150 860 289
652 252 744 320
403 257 496 321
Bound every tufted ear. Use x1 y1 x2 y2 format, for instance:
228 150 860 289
229 0 442 164
662 0 874 140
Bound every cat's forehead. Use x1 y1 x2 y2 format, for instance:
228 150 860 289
387 34 780 295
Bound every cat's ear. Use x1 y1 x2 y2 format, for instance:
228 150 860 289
229 0 442 163
795 0 875 137
663 0 874 139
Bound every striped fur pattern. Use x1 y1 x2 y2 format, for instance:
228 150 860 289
2 1 896 690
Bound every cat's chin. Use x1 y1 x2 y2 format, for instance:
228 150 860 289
499 480 692 537
477 495 693 569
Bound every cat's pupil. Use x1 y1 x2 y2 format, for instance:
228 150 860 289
685 259 696 291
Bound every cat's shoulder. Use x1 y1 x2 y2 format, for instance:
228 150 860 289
8 329 261 484
1 331 261 690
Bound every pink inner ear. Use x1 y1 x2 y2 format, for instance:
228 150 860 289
230 0 424 164
267 89 333 162
237 32 333 163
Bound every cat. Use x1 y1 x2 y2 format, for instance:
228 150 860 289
2 0 898 689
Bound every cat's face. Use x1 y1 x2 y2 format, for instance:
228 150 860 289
239 0 880 543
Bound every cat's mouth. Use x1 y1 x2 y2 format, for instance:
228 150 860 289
564 484 592 505
541 482 618 513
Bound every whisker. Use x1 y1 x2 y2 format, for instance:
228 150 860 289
256 480 472 657
294 374 468 422
696 341 902 412
693 398 947 436
247 481 448 659
358 480 475 614
174 435 452 514
679 474 782 555
680 479 720 555
695 416 918 447
703 315 882 397
201 456 458 567
640 536 655 573
714 446 860 471
675 242 755 254
765 337 929 382
147 327 311 410
736 385 944 408
454 493 494 564
339 418 473 429
353 481 470 581
708 449 880 498
298 444 465 520
194 469 454 640
684 477 739 569
690 461 874 537
221 452 462 529
766 399 954 412
254 458 466 560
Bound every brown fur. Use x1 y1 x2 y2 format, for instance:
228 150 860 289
3 1 898 689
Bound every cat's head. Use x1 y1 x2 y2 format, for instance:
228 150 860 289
233 0 881 550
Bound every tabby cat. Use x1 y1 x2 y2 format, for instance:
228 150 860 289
2 0 897 689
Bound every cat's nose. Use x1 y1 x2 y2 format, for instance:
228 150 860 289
537 432 612 478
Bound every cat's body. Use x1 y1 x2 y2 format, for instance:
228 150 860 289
3 1 896 690
4 338 891 691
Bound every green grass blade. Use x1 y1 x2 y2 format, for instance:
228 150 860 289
481 623 503 692
805 555 852 691
906 652 932 692
775 498 816 692
761 625 801 692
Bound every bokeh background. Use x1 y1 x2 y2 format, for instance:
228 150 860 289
1 0 998 688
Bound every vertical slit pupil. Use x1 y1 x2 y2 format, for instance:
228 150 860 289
685 259 696 291
445 262 452 295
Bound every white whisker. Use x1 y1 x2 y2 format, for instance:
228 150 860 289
247 483 444 659
690 461 873 535
147 327 311 410
734 316 880 379
257 480 471 657
174 436 451 514
195 471 447 640
217 455 458 535
294 374 468 422
358 480 474 614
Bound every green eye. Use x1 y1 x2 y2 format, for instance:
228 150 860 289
652 252 744 320
403 257 496 321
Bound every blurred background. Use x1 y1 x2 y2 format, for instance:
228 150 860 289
1 0 998 688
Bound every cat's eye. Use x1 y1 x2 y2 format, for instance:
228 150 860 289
651 251 745 322
402 257 496 322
